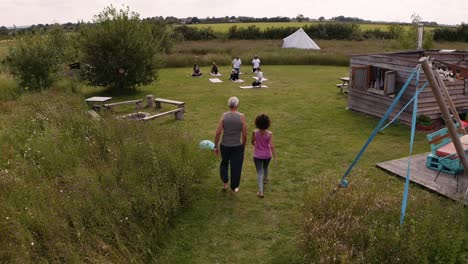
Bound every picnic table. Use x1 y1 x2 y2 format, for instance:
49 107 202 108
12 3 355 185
85 96 112 110
336 77 350 94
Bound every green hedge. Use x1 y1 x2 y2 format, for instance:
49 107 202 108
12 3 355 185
434 24 468 42
177 23 392 41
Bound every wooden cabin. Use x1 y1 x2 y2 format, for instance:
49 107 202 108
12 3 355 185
348 50 468 125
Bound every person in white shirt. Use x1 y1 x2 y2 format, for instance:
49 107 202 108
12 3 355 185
232 57 242 74
252 68 263 87
252 55 261 73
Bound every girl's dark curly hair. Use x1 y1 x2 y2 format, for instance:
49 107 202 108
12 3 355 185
255 113 270 130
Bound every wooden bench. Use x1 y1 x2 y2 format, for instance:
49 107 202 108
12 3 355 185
336 84 349 93
154 98 185 109
426 123 468 175
142 108 184 121
85 96 112 110
103 99 143 110
336 77 350 94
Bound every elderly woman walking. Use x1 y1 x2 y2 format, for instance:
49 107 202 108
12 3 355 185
214 97 248 193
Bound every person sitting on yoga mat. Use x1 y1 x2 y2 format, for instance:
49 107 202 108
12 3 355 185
211 62 219 75
229 68 239 81
251 67 263 87
192 64 203 77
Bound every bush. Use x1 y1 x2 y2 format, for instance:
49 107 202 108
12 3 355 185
79 6 161 92
433 27 459 42
147 20 176 54
3 28 67 90
362 28 393 40
228 25 262 39
304 23 361 40
173 25 217 41
0 92 214 262
434 24 468 42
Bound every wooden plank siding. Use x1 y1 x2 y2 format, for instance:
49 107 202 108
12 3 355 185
348 51 468 126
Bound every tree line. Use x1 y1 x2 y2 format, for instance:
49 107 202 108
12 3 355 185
0 15 441 38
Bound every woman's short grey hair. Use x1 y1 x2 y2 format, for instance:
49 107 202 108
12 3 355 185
228 96 239 108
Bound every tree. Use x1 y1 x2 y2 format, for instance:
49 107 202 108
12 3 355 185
397 13 434 50
4 28 68 90
0 26 8 36
296 14 305 22
79 6 161 92
318 16 325 22
388 24 404 39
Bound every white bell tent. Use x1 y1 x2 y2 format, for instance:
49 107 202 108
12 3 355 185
282 28 320 50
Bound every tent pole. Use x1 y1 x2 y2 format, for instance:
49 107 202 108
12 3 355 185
420 57 468 179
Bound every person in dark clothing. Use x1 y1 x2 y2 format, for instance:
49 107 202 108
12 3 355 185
192 64 203 77
211 62 219 74
214 97 248 193
229 68 239 81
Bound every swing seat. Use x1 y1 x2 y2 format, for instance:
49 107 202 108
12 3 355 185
426 123 468 174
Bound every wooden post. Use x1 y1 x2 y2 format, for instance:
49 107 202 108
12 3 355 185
420 57 468 179
146 95 154 108
155 101 161 109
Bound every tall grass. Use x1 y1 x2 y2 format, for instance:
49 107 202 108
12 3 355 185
0 75 22 100
0 92 214 262
302 169 467 263
163 38 468 68
164 39 357 67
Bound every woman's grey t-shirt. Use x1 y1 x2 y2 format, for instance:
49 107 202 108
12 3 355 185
221 112 243 147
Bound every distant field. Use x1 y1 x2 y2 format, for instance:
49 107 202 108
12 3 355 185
188 22 436 33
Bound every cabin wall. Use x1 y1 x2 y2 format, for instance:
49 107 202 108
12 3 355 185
348 53 468 126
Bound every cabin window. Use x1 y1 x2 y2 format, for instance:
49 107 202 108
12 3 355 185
351 65 396 96
351 65 369 90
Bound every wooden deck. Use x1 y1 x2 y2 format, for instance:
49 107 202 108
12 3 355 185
376 153 468 205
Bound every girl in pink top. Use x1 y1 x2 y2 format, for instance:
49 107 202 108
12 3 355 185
251 113 277 198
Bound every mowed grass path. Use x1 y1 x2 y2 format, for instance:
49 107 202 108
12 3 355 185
89 66 458 263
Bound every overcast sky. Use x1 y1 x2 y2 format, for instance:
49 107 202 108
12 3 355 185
0 0 466 27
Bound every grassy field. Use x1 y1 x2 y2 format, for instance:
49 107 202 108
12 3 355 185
188 22 437 33
78 65 465 263
0 65 466 262
165 39 468 67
